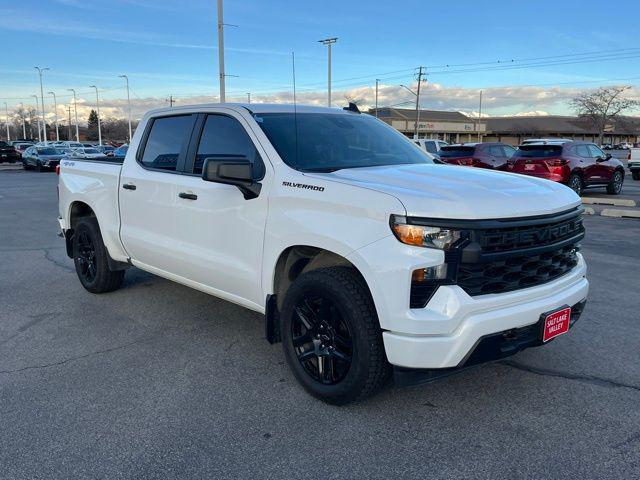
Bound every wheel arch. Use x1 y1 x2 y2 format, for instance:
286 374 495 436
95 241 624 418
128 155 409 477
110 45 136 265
64 201 97 257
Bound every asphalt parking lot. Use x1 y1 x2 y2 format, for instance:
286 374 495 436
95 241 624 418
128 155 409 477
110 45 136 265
1 170 639 479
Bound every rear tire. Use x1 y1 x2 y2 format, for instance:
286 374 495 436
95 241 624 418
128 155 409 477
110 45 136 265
35 162 42 172
632 171 640 181
568 173 583 196
72 217 124 294
281 267 390 405
606 170 624 195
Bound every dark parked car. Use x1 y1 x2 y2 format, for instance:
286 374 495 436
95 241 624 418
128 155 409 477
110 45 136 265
509 141 625 195
439 142 517 170
112 144 128 160
0 141 21 163
21 146 66 171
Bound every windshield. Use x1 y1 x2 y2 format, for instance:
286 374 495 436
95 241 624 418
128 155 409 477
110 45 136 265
439 146 475 157
254 112 434 172
37 148 58 155
515 145 563 158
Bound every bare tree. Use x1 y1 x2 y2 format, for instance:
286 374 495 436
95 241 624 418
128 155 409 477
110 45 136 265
570 86 640 144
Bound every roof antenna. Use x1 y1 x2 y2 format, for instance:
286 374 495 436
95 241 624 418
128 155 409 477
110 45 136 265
292 51 299 167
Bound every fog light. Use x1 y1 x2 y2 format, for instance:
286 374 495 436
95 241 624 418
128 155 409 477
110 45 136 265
412 264 448 282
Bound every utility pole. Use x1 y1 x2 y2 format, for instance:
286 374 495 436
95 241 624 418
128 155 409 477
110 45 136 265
477 90 483 142
168 95 174 107
19 103 26 139
318 37 337 107
67 88 80 141
414 66 425 139
217 0 226 103
246 92 251 104
31 94 41 142
4 103 10 142
35 66 49 144
48 91 59 141
118 75 133 142
89 85 102 146
375 79 380 118
67 106 72 140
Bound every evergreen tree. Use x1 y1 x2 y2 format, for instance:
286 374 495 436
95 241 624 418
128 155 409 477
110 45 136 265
87 109 99 141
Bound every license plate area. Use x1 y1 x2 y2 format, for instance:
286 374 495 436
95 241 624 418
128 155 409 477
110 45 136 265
541 306 571 342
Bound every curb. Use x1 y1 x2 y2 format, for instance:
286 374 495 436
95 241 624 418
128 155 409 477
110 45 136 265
601 209 640 219
582 197 636 207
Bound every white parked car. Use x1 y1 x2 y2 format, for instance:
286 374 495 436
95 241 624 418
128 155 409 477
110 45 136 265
628 147 640 180
414 139 449 155
58 103 588 404
70 147 105 159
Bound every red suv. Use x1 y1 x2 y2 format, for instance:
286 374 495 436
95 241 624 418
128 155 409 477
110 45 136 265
509 141 625 195
439 142 516 170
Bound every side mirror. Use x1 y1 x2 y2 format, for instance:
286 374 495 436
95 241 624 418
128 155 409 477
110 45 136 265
604 153 612 160
202 156 262 200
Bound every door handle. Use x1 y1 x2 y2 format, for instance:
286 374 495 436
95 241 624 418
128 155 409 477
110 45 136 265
178 192 198 200
122 183 137 190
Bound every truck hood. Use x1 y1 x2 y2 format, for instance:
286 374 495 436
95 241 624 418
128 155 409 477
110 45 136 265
308 164 581 219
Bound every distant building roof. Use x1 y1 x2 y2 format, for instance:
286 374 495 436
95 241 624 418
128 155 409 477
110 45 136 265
370 108 472 122
486 115 640 135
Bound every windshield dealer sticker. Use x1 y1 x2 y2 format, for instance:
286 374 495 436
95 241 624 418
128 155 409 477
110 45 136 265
282 181 325 192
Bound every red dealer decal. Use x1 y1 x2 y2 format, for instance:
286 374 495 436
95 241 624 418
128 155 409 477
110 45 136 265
542 307 571 342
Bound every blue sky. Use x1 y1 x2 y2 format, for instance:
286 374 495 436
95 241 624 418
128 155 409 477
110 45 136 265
1 0 639 121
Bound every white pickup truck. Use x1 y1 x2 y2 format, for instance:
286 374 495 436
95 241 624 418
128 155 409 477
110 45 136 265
58 103 588 404
629 147 640 180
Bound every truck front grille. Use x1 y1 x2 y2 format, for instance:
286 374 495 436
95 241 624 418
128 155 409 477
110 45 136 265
408 207 585 307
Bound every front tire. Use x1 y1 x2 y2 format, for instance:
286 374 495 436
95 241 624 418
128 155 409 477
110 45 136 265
281 267 390 405
568 173 583 196
606 170 624 195
72 217 124 293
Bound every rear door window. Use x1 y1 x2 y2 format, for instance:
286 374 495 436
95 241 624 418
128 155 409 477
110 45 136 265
501 145 517 158
139 115 196 172
574 145 590 158
423 141 438 153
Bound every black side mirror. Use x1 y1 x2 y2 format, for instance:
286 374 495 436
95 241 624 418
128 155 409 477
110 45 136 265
604 153 612 160
202 156 262 200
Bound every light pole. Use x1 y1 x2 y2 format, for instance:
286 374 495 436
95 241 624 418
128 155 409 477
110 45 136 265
118 75 132 142
31 94 41 142
375 79 380 118
318 37 337 107
217 0 226 102
4 103 10 142
67 106 72 140
246 92 251 103
48 91 59 141
19 103 26 139
67 88 80 141
34 66 49 144
89 85 102 146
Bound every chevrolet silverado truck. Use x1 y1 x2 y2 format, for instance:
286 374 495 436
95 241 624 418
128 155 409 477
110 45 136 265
58 104 588 404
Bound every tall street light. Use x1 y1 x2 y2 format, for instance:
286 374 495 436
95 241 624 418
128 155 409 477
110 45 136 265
217 0 226 103
19 103 26 139
89 85 102 145
31 95 41 142
48 91 59 141
118 75 133 142
318 37 337 107
67 88 80 141
4 103 10 142
246 92 251 104
34 66 49 144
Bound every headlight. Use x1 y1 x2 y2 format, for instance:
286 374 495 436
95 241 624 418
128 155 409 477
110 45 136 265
390 216 461 250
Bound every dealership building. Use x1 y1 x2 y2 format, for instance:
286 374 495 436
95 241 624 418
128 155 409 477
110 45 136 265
371 107 640 145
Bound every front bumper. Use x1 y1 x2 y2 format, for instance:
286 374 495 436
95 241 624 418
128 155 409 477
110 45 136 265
347 235 588 370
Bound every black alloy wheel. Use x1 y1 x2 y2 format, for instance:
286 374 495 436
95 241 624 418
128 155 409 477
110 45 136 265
607 170 624 195
291 294 353 385
568 174 582 196
76 230 97 283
